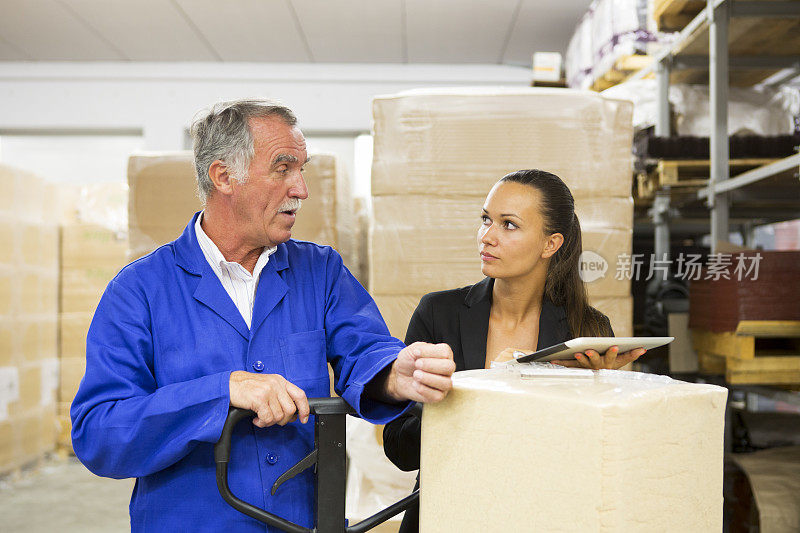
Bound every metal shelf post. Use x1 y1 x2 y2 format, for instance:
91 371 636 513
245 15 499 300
708 0 730 253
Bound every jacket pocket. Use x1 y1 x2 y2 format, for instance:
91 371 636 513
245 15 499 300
279 329 328 385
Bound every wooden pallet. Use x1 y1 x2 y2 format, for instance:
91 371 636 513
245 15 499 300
693 321 800 384
698 351 800 384
653 0 705 31
652 158 779 188
591 54 653 91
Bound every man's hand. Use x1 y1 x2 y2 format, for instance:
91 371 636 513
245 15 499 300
229 371 311 428
383 342 455 403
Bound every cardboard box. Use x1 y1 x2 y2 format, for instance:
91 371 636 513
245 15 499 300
0 164 60 475
0 272 12 316
373 294 420 342
369 196 631 298
420 371 726 531
59 357 86 403
59 312 93 360
127 152 355 264
589 296 633 337
371 89 633 199
60 224 128 270
533 52 563 82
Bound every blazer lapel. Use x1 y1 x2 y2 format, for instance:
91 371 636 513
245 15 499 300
537 298 570 350
459 278 493 370
249 244 289 337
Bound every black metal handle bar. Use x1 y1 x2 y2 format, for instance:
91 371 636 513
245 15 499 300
214 397 420 533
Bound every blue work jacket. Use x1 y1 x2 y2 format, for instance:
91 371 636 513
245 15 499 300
71 212 409 532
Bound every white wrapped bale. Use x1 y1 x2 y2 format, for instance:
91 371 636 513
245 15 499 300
420 367 727 532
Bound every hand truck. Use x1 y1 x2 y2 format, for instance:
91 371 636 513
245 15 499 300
215 397 421 533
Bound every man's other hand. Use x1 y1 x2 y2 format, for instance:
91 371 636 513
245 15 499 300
385 342 455 404
229 371 310 427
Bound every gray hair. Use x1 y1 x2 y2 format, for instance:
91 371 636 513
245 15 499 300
190 99 297 202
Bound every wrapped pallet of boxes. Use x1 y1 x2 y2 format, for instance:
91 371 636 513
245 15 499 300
57 182 129 451
420 366 727 532
370 88 635 342
0 165 60 475
127 152 359 281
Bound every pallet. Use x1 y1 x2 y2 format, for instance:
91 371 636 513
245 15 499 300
698 352 800 385
653 0 705 31
694 321 800 384
591 54 653 91
692 321 800 360
652 158 780 188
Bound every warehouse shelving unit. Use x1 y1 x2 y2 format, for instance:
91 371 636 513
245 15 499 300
628 0 800 256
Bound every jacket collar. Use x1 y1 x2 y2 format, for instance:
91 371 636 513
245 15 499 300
536 296 569 350
459 277 570 367
175 212 289 276
459 278 493 371
174 212 290 340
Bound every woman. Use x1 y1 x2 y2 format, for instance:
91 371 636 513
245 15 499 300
382 169 646 533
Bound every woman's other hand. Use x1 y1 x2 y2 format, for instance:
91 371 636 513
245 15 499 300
551 346 646 370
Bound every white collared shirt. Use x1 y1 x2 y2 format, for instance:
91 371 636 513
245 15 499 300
195 212 277 329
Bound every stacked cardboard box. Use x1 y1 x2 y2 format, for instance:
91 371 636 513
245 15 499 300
0 165 59 475
421 368 727 531
370 88 635 343
127 152 360 280
57 212 128 451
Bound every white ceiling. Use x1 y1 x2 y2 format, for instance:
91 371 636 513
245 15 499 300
0 0 592 65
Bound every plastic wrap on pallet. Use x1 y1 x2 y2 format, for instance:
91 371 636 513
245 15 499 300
603 79 799 135
372 88 634 199
591 0 653 81
369 196 632 298
566 13 595 90
420 366 727 532
566 0 660 89
344 417 417 528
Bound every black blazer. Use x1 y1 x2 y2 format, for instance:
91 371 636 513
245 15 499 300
382 277 612 533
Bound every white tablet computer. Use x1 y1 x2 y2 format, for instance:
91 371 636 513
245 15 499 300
514 337 675 363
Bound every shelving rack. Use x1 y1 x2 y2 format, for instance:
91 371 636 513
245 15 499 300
628 0 800 256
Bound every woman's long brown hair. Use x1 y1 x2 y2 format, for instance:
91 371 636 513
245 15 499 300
500 169 612 337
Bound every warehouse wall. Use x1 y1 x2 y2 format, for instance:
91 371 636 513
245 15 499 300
0 62 532 149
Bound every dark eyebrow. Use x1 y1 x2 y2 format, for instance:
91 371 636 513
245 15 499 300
482 208 522 220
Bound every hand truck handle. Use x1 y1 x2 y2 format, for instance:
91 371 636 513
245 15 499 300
214 398 420 533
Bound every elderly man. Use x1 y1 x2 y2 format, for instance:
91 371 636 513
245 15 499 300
70 99 455 532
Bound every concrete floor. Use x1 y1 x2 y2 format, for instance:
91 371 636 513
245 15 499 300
0 456 133 532
0 456 401 532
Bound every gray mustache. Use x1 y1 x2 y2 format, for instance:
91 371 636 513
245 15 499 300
279 198 302 212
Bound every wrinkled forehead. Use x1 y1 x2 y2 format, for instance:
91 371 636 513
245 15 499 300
249 117 307 160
